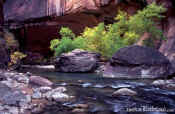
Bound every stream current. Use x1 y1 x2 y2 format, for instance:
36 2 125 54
20 66 175 114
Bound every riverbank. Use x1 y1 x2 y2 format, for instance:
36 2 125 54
0 69 76 114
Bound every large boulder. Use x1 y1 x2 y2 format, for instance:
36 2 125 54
54 49 100 72
103 45 171 79
0 37 10 69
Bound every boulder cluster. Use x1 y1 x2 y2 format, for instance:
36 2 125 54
55 46 173 79
0 70 72 114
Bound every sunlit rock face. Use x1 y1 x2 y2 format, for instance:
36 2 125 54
47 0 66 16
3 0 114 22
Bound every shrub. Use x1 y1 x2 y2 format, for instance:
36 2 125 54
79 2 166 58
50 3 166 58
50 39 60 51
50 27 86 56
9 51 27 67
72 36 87 49
54 37 74 56
82 23 106 55
60 27 75 39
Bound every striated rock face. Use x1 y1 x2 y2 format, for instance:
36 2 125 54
3 0 115 22
54 49 100 72
103 46 171 79
3 0 140 55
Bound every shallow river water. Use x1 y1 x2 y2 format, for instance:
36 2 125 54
20 66 175 114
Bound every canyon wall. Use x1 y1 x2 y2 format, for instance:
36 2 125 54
0 0 3 30
2 0 127 55
1 0 174 58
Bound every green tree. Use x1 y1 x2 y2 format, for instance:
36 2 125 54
50 27 86 56
50 3 166 58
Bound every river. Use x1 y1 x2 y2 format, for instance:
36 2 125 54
19 66 175 114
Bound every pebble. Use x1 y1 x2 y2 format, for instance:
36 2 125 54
112 88 137 96
32 91 42 99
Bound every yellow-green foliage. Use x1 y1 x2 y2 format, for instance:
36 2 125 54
50 39 60 51
9 51 27 66
81 2 166 58
82 23 107 55
60 27 75 39
114 2 166 43
50 3 166 58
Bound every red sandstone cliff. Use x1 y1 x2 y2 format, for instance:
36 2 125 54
0 0 174 59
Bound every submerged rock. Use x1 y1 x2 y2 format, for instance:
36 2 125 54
152 80 166 86
112 88 137 96
72 108 87 113
43 87 70 102
166 84 175 89
103 45 171 79
152 79 175 89
55 49 100 72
